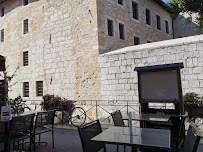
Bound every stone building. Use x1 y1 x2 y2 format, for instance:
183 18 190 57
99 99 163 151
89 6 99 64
173 12 201 38
0 0 189 102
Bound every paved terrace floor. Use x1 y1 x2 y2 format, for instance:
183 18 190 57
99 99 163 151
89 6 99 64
1 125 203 152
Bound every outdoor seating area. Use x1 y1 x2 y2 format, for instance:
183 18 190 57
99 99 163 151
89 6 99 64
1 63 203 152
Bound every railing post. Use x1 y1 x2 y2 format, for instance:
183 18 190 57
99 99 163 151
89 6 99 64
96 100 98 120
127 100 129 114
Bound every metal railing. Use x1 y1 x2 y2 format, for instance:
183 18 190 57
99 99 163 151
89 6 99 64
24 99 176 125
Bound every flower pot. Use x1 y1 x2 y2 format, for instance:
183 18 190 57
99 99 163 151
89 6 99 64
185 106 203 119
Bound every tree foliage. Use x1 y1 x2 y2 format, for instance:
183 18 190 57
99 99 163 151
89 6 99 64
169 0 203 28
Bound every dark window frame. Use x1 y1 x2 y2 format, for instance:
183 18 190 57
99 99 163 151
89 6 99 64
132 1 138 20
107 19 114 37
23 19 29 34
1 29 4 42
134 36 140 45
156 15 161 30
23 51 28 66
36 81 43 96
165 20 169 34
23 0 29 6
1 7 4 17
118 0 124 6
146 8 151 26
119 23 125 40
23 82 29 97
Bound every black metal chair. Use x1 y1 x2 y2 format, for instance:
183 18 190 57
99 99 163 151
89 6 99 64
33 109 56 152
77 120 106 152
171 112 188 151
111 110 125 127
111 110 126 152
180 123 201 152
5 113 35 152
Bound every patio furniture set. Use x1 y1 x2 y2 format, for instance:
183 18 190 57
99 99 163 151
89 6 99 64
77 63 201 152
0 110 56 152
78 110 201 152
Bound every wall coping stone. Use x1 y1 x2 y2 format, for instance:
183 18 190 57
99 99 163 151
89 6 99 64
99 34 203 57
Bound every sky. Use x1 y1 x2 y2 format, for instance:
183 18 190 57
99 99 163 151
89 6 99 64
162 0 170 4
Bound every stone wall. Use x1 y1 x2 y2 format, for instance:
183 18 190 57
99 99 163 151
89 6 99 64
99 35 203 101
0 0 101 101
97 0 173 53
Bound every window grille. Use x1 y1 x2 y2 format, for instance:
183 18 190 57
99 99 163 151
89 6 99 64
1 29 4 42
23 82 29 97
36 81 43 96
23 19 29 34
23 51 28 66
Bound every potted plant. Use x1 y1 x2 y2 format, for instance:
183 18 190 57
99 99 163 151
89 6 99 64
7 95 23 114
184 92 203 119
41 94 75 114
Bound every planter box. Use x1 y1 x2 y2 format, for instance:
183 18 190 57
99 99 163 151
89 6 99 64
185 107 203 119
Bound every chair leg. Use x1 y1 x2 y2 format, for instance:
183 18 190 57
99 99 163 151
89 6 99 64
34 134 36 152
124 145 126 152
104 146 107 152
29 136 32 152
52 129 54 148
22 139 24 150
117 145 119 152
39 134 41 145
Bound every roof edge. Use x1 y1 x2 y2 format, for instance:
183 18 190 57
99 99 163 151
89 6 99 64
153 0 173 14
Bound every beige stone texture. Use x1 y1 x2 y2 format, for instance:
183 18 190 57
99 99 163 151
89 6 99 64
97 0 173 53
0 0 101 101
0 0 174 104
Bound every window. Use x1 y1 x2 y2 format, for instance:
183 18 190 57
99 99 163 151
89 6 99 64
146 9 151 25
23 19 29 34
23 51 28 66
165 20 169 34
119 23 125 40
134 36 140 45
23 82 29 97
118 0 124 5
1 8 4 17
23 0 29 6
132 2 138 20
156 15 161 30
107 19 114 36
36 81 43 96
1 29 4 42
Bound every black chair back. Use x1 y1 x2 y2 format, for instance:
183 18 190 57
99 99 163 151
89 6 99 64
183 123 201 152
35 110 56 128
78 120 106 152
111 110 125 127
8 114 35 137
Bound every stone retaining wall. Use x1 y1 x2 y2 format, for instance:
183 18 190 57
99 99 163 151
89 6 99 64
99 35 203 101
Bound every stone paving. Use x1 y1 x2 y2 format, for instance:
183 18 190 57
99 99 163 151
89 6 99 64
1 125 203 152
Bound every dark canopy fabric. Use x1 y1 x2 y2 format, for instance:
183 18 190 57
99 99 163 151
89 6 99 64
0 55 5 71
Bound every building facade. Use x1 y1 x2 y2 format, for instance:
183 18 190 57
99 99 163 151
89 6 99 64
0 0 174 101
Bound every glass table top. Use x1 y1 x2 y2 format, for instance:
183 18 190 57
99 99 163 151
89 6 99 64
92 126 171 150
